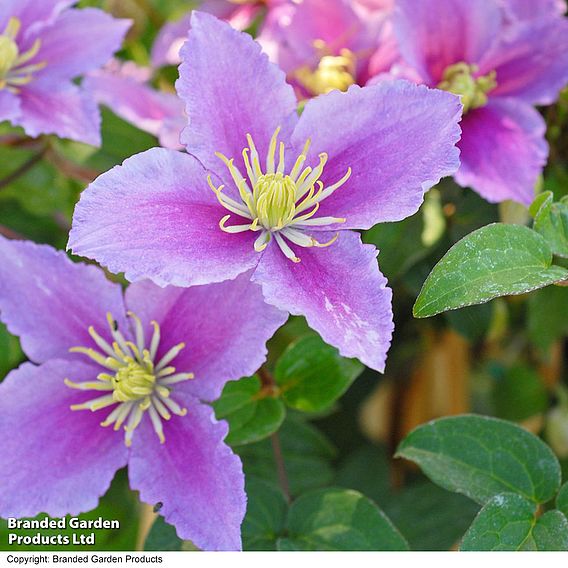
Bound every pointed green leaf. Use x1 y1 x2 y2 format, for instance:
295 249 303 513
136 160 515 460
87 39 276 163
532 191 568 258
213 375 286 446
277 488 409 551
413 223 568 318
461 493 568 551
275 335 363 412
242 477 288 551
396 415 561 505
557 482 568 519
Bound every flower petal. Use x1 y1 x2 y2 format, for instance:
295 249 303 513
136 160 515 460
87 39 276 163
253 230 393 372
291 81 462 230
177 12 297 186
456 99 548 205
85 67 184 149
480 17 568 106
0 359 128 518
0 90 21 123
16 83 101 146
69 148 259 287
125 272 287 401
500 0 566 22
151 11 193 68
0 236 127 364
128 395 246 551
32 8 130 84
395 0 503 83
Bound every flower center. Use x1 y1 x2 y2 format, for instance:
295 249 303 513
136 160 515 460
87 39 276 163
0 17 46 93
295 41 357 96
209 127 350 263
65 311 194 447
437 62 497 114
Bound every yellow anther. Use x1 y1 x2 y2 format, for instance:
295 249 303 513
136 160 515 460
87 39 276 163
438 62 497 113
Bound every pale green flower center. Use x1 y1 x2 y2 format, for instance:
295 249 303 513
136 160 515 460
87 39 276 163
437 62 497 114
295 40 357 96
209 127 351 263
65 312 194 447
0 17 46 93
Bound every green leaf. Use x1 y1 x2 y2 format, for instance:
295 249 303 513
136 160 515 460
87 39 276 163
493 365 548 421
396 415 561 505
213 376 286 446
528 285 568 350
274 335 363 412
242 477 288 551
238 416 336 496
413 223 568 318
557 482 568 519
531 191 568 258
144 517 200 552
277 488 409 551
0 322 23 380
461 493 568 551
335 445 480 551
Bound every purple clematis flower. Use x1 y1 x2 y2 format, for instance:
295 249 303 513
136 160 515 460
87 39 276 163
0 0 130 146
257 0 393 99
388 0 568 205
68 13 462 372
0 235 286 550
85 60 185 150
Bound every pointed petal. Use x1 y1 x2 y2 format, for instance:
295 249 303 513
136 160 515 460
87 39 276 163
395 0 503 83
129 395 246 551
0 360 128 518
291 81 462 230
0 236 127 364
176 12 297 187
69 148 259 287
456 99 548 205
16 83 101 146
253 230 393 372
33 8 130 84
480 17 568 106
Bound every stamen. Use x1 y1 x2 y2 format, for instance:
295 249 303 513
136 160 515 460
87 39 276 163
211 128 352 261
66 311 194 446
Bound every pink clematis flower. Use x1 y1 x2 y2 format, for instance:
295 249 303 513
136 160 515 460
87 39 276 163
388 0 568 205
151 0 291 68
85 60 186 150
68 13 462 372
0 236 286 550
257 0 396 99
0 0 130 145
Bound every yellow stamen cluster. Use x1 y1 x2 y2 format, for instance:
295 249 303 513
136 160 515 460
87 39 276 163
209 126 351 263
437 62 497 113
65 312 194 447
0 17 46 93
296 44 357 96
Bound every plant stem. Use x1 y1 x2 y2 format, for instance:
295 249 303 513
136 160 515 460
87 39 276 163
260 366 291 502
271 432 291 503
0 225 24 240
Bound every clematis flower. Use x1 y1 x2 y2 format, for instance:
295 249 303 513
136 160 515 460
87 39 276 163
388 0 568 205
85 60 185 150
0 236 286 550
68 13 462 372
0 0 130 146
151 0 291 68
258 0 395 99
